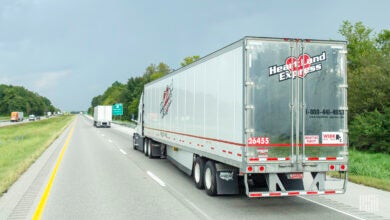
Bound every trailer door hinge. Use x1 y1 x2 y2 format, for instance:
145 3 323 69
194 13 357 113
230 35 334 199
245 105 254 110
245 81 254 86
245 129 254 133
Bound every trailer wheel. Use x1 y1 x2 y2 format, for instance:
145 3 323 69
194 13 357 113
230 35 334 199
193 157 205 189
143 139 148 156
148 141 153 158
132 136 136 150
204 161 217 196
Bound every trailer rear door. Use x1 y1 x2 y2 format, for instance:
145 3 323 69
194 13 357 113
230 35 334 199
245 38 348 167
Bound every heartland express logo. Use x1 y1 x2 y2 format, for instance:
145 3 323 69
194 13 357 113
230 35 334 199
160 80 173 118
269 51 327 81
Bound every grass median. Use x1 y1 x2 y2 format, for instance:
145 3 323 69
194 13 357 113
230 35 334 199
347 150 390 191
0 115 75 195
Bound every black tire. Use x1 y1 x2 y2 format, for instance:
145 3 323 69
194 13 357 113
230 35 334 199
204 161 217 196
193 157 205 189
148 141 153 159
144 139 148 156
132 136 136 150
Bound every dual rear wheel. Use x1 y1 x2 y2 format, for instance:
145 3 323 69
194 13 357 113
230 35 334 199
193 157 217 196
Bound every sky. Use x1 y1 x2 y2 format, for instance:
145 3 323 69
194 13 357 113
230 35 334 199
0 0 389 111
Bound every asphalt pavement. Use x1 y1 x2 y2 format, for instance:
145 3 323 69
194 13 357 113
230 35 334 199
0 115 389 220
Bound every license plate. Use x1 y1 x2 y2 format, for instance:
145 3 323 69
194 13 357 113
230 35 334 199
287 173 303 179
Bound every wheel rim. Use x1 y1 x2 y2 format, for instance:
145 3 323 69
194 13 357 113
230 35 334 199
148 142 151 156
144 141 147 152
204 168 212 189
194 163 200 183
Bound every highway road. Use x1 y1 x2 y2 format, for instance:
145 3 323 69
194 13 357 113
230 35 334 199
1 115 388 219
0 116 47 128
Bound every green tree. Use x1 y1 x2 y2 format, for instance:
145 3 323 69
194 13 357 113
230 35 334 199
339 21 390 154
339 21 390 118
180 55 200 67
0 84 58 116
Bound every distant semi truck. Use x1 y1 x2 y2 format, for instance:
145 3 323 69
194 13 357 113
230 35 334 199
93 105 112 128
10 112 24 122
133 37 349 197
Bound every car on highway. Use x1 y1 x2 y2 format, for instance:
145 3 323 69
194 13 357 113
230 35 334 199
28 115 36 121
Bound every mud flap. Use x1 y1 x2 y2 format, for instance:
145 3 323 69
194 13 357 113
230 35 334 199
215 163 239 195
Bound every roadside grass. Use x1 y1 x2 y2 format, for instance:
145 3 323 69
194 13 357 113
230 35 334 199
0 115 75 195
334 150 390 191
0 115 9 121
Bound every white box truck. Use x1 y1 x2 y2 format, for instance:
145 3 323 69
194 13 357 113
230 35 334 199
93 105 112 128
133 37 348 197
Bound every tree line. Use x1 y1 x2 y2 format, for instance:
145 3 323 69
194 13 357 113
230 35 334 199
87 56 199 119
339 21 390 153
90 21 389 154
0 84 58 116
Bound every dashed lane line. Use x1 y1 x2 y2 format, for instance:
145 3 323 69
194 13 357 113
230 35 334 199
119 149 127 155
146 171 166 187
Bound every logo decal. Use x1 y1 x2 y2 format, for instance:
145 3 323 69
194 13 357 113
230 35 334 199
160 80 173 118
219 172 234 181
269 51 327 81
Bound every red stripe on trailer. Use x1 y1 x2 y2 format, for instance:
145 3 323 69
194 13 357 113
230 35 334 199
325 190 336 194
228 151 233 155
249 158 259 162
306 144 345 147
247 143 345 147
307 191 318 195
326 157 337 160
270 192 281 196
145 126 245 147
222 150 227 153
211 147 215 150
237 153 242 157
288 191 300 196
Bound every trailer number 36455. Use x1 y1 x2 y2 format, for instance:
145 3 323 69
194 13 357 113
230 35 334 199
247 137 270 146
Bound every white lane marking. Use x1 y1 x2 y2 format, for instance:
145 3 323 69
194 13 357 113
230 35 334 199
146 171 166 187
108 139 113 143
119 149 127 155
184 198 213 220
299 196 365 220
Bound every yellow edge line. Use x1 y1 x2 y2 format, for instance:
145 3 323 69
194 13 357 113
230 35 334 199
32 123 76 220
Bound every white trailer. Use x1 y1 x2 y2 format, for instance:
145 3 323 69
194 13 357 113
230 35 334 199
93 105 112 128
133 37 348 197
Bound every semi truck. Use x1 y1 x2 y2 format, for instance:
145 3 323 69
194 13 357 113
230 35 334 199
93 105 112 128
132 37 348 197
10 112 24 122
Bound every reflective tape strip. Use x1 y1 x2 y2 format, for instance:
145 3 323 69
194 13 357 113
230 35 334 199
306 157 344 161
248 190 344 197
249 157 290 162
